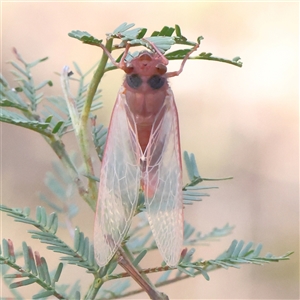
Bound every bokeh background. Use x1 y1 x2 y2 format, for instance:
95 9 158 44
1 1 299 299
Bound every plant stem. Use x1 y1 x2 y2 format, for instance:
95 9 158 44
80 38 113 127
84 277 104 299
116 248 169 300
75 38 114 211
112 265 172 279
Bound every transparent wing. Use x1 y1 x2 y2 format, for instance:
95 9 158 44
94 89 141 267
144 88 183 267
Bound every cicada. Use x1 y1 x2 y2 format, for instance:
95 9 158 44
94 41 199 267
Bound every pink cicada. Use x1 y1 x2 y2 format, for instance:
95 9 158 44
94 41 199 267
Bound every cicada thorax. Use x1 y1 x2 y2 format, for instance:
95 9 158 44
123 51 168 153
122 51 170 198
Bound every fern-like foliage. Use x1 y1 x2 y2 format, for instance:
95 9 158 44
0 238 83 299
1 22 293 300
0 238 65 299
39 159 79 233
153 240 293 285
0 50 59 136
91 117 108 161
44 61 102 137
0 203 293 299
126 212 235 255
92 240 293 299
0 206 99 274
69 23 243 70
0 49 101 138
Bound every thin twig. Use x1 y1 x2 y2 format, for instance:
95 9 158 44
116 248 169 300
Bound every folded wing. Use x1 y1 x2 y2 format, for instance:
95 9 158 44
94 90 141 267
144 88 183 267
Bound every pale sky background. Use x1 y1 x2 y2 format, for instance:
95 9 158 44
1 1 299 299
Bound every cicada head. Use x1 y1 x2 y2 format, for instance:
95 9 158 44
124 51 168 77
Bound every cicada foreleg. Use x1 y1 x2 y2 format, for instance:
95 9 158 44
99 42 131 71
141 38 200 78
166 43 200 78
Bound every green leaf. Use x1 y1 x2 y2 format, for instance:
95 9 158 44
22 242 31 272
133 249 147 266
32 290 54 299
73 291 81 300
232 56 241 62
183 151 200 181
27 57 49 69
113 22 135 34
73 61 83 76
7 239 16 263
183 151 194 181
177 265 195 277
41 257 51 285
44 172 68 200
0 97 28 112
194 52 243 67
46 212 58 233
225 240 238 258
77 233 86 256
175 24 182 37
156 270 172 284
194 266 210 281
232 240 245 258
0 73 9 86
106 260 118 275
29 247 38 276
136 28 147 39
23 207 31 217
0 109 52 135
180 248 195 264
74 227 81 251
106 22 146 42
183 185 214 204
197 36 204 44
2 239 10 259
165 49 190 60
68 30 102 45
35 80 53 91
250 243 263 258
67 280 81 299
88 244 95 267
92 121 108 161
52 120 65 134
9 61 30 78
145 36 175 52
183 223 195 240
10 278 38 289
38 206 47 227
13 217 38 226
238 241 254 257
82 237 90 260
153 26 175 37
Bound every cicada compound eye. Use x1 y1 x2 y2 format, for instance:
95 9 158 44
126 74 143 89
147 75 166 90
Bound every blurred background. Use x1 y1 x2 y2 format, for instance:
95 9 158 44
1 1 299 299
